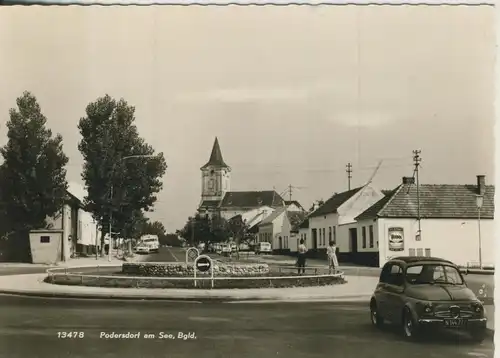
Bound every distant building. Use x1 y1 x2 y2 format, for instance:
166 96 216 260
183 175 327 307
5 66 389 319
355 175 495 268
198 137 286 219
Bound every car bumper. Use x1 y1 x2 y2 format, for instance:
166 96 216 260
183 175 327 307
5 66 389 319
417 317 487 330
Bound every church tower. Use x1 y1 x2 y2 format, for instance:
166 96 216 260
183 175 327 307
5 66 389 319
199 137 231 210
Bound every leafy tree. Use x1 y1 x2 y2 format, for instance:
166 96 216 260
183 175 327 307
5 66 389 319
78 95 167 255
0 92 68 261
178 214 230 249
164 233 183 247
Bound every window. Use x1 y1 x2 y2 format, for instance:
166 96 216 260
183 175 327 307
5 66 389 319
40 236 50 243
328 227 332 243
369 225 374 248
208 179 214 189
409 248 416 256
362 227 367 248
322 228 326 245
424 248 431 257
333 226 336 244
380 264 403 286
389 264 404 286
406 264 463 285
318 229 322 246
416 248 423 256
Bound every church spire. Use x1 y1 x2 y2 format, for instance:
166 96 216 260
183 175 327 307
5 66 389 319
201 137 230 169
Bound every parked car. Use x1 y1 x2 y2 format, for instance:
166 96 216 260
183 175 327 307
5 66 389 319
135 244 150 254
221 244 232 256
139 235 160 253
255 242 272 255
370 256 487 342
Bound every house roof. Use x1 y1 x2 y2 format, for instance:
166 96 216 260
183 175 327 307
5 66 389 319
220 190 285 209
199 200 220 209
287 211 308 232
355 187 399 221
308 187 363 218
201 137 230 170
285 200 305 210
259 207 286 226
355 183 495 221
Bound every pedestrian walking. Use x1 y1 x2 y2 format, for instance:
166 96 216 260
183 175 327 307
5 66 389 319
327 241 339 274
297 239 308 275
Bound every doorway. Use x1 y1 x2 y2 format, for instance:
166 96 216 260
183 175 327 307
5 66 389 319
312 229 318 250
349 228 358 259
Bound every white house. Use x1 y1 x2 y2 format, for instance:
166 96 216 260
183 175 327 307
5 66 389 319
307 184 385 259
285 200 305 212
257 208 307 253
354 175 495 268
30 182 101 264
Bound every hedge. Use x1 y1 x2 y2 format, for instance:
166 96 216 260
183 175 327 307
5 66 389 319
121 262 271 277
44 273 345 289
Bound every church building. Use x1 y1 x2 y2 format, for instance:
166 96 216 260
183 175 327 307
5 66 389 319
198 137 286 220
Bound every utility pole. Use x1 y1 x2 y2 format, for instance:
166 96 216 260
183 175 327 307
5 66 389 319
412 150 422 240
346 163 353 190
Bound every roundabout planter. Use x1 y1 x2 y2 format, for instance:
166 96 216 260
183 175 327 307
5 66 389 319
44 264 346 289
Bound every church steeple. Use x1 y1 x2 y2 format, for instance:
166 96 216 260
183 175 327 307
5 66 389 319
200 137 231 206
201 137 230 169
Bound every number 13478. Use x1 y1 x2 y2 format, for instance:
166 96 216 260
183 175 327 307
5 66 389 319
57 332 85 338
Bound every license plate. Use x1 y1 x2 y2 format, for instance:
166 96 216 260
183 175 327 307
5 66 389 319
444 318 467 328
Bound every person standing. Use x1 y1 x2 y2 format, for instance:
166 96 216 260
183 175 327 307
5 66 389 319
297 239 308 275
327 241 339 274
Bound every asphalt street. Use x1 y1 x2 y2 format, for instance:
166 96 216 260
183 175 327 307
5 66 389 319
0 295 493 358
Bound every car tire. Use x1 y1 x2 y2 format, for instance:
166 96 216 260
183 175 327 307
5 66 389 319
402 308 421 340
370 301 384 328
469 328 487 343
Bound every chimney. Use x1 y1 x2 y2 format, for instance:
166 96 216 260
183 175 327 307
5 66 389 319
477 175 486 195
402 176 415 185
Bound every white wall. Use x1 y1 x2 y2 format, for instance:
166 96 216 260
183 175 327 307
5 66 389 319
377 218 495 268
355 219 379 253
337 222 359 253
77 209 99 246
309 212 338 249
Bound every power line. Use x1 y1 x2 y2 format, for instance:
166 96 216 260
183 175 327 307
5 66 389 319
346 163 353 190
412 149 422 241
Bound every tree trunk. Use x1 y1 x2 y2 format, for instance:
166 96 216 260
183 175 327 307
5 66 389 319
100 230 106 257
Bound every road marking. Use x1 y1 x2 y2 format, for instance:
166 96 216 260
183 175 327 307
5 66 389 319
167 247 180 262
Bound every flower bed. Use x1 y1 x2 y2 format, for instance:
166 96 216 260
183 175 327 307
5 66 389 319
121 262 270 277
44 273 345 289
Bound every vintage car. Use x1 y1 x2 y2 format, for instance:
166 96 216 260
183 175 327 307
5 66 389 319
370 256 487 342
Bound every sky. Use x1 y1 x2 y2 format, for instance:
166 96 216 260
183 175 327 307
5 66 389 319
0 5 495 232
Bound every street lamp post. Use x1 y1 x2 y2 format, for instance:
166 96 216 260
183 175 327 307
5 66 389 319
108 154 156 262
476 195 484 269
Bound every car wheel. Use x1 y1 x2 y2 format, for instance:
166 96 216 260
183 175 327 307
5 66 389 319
402 308 420 340
469 328 487 343
370 301 384 328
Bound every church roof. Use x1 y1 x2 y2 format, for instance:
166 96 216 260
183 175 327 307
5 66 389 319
201 137 230 170
220 191 285 209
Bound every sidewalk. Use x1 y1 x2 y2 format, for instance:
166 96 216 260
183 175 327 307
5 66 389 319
0 251 147 270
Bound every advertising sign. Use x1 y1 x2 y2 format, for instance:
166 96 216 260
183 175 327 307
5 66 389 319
388 227 404 251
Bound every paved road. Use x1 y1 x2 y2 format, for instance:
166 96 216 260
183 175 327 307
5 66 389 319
0 295 493 358
143 246 183 263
